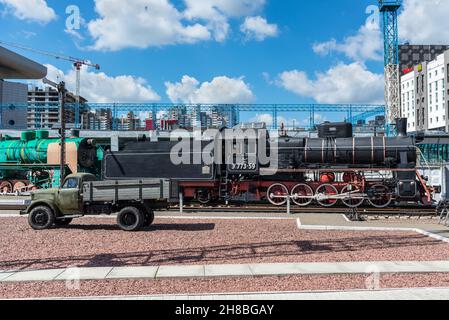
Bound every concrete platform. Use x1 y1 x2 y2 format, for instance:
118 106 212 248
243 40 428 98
297 213 449 239
3 261 449 283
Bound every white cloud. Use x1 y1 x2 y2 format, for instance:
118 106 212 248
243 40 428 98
277 62 384 104
87 0 267 51
88 0 211 51
165 75 255 104
0 0 56 24
313 19 383 63
399 0 449 44
45 64 161 103
240 16 278 41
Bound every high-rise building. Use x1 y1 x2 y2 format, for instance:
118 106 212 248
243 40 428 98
27 86 88 129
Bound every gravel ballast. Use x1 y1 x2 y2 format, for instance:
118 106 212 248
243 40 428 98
2 273 449 299
1 217 449 271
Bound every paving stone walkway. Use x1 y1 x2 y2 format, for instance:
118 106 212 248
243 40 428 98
2 261 449 283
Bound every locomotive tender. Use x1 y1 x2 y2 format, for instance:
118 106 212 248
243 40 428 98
103 121 433 209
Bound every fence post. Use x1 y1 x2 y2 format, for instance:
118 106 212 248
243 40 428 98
179 192 183 214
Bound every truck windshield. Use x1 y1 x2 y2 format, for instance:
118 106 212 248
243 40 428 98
62 178 79 189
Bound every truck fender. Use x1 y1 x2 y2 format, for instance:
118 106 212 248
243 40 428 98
26 200 60 216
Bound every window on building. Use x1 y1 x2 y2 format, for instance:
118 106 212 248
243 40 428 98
436 93 439 103
430 84 432 93
437 116 439 123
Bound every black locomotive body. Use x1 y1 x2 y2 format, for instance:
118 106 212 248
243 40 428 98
103 122 433 208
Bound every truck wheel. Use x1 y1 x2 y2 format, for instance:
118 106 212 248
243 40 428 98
28 206 55 230
143 209 155 227
54 218 73 226
117 207 145 231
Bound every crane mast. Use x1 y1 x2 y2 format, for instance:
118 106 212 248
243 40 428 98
378 0 402 134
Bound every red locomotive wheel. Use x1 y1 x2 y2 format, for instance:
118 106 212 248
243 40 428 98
0 181 13 194
291 183 314 207
315 184 338 207
13 181 27 194
267 183 289 206
196 189 212 205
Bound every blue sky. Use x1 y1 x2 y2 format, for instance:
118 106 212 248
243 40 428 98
0 0 446 112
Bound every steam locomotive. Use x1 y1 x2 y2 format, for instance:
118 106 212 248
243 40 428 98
103 121 433 208
0 130 103 192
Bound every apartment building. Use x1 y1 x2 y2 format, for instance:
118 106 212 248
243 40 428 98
400 49 449 133
27 86 88 129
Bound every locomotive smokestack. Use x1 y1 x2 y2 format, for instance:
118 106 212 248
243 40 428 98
396 118 408 137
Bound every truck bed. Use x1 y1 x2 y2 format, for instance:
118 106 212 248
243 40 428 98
82 179 172 203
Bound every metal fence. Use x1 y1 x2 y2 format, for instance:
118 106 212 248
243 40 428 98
0 103 386 131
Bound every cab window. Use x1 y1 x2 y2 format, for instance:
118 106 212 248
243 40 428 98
62 178 79 189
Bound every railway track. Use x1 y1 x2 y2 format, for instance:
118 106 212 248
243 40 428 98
170 203 437 216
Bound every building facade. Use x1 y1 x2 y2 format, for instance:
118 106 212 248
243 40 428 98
400 49 449 133
401 70 416 132
27 86 88 129
426 53 447 131
0 80 28 129
399 45 449 72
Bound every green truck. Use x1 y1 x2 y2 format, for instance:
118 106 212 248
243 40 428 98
21 173 173 231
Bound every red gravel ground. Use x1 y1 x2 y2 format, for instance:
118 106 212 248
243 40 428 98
2 273 449 299
1 217 449 271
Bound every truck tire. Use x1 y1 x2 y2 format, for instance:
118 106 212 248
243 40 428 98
117 207 145 231
54 218 73 226
28 206 55 230
143 209 155 227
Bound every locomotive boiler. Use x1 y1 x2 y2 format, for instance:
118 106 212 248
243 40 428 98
103 121 433 209
0 130 103 193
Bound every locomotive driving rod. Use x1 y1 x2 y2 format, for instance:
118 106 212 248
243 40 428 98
270 191 366 201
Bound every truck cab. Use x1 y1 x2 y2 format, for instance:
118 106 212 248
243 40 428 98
57 174 96 214
22 173 96 230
